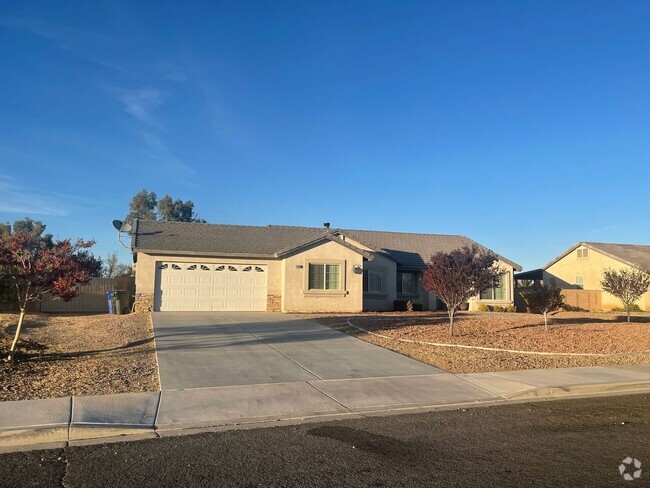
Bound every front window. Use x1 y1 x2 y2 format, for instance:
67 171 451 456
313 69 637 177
575 276 584 289
397 272 416 295
308 263 340 290
363 269 383 293
480 273 507 300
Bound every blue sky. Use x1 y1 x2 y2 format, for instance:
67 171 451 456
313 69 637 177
1 1 649 270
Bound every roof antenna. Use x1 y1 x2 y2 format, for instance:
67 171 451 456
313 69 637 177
323 222 330 229
112 220 133 250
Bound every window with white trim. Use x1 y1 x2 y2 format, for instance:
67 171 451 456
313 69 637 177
575 276 584 289
308 264 341 290
397 272 416 295
577 249 589 259
363 269 383 293
480 273 507 300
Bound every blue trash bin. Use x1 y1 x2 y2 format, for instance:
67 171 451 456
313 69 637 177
106 290 114 314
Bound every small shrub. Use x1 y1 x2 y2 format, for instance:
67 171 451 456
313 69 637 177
611 304 643 312
505 305 517 313
478 304 490 312
492 305 505 313
393 300 423 312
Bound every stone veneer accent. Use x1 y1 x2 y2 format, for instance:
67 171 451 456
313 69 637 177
134 293 154 314
266 294 281 312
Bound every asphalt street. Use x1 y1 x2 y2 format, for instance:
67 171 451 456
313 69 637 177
1 394 648 487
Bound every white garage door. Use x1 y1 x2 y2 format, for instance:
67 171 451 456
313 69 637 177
155 262 268 312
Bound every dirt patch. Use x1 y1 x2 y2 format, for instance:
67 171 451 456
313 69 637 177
306 311 650 374
0 313 159 402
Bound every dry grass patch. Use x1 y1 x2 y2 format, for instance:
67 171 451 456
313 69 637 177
0 313 159 402
307 311 650 374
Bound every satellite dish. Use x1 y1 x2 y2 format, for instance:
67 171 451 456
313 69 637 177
112 220 133 233
112 219 132 250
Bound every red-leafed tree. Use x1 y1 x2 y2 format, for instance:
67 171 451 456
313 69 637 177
0 230 101 362
422 245 501 336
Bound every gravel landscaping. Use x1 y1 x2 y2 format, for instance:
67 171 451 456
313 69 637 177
308 311 650 374
0 313 159 402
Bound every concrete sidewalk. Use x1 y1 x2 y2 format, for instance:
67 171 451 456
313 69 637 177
1 364 649 452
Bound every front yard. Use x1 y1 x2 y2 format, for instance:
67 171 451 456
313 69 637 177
0 313 159 402
309 311 650 374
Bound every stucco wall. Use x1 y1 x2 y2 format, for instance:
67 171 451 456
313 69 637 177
362 253 397 311
544 246 650 310
281 240 363 312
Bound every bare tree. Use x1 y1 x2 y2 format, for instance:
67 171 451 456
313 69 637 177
518 283 564 331
422 245 501 336
601 267 650 323
102 252 133 278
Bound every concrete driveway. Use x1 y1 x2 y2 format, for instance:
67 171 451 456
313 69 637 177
152 312 443 390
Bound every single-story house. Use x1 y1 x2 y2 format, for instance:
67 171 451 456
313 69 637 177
130 219 521 313
542 242 650 311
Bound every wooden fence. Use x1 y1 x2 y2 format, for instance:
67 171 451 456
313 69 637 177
560 289 602 312
39 277 135 313
515 287 603 312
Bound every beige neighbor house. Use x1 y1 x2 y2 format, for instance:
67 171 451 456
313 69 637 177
131 219 521 313
542 242 650 311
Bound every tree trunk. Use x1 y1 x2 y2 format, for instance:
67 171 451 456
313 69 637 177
448 309 455 337
543 311 548 331
8 308 26 363
627 304 631 323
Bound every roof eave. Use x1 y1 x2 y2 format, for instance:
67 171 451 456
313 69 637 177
461 235 522 271
133 249 279 259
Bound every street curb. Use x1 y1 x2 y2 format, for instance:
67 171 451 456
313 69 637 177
502 380 650 400
1 376 650 453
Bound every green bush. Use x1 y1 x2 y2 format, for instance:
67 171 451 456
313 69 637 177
478 304 490 312
492 305 505 313
611 304 643 312
505 305 517 313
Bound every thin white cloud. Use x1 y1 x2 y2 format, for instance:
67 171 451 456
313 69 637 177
137 131 195 175
1 16 186 84
0 16 118 48
0 176 71 216
111 88 167 128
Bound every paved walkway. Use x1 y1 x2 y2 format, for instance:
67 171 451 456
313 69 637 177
152 312 443 389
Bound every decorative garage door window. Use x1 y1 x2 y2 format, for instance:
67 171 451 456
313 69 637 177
155 262 268 312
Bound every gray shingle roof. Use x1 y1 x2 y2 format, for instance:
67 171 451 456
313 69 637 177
342 229 521 270
132 220 330 257
545 242 650 270
132 220 521 269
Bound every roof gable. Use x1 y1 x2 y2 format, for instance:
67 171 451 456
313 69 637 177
545 242 650 270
